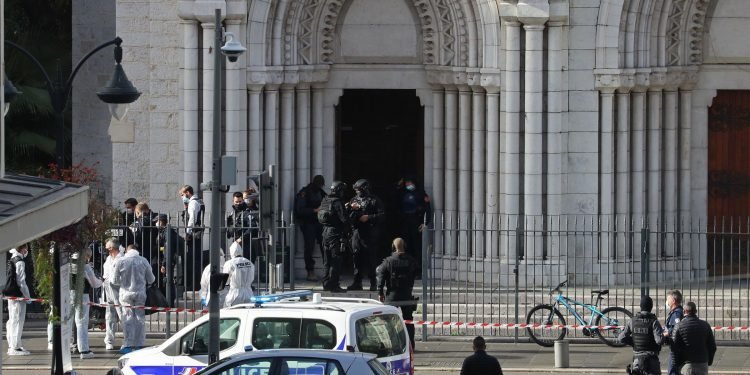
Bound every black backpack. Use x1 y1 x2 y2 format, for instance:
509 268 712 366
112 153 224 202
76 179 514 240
317 197 339 226
2 256 23 297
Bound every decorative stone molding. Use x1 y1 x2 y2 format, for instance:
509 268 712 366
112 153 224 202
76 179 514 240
297 0 321 65
413 0 437 64
434 0 458 65
649 68 668 90
319 0 345 63
688 0 710 65
517 0 550 25
593 69 635 92
247 65 330 87
666 0 686 66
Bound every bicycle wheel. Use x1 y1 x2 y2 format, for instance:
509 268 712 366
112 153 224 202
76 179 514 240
526 304 567 347
594 306 633 347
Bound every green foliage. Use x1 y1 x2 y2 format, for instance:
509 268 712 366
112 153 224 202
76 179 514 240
32 246 54 317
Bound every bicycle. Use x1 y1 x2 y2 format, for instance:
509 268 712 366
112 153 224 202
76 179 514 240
526 280 633 347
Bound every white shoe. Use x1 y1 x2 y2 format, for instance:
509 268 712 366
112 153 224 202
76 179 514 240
80 351 95 359
105 343 115 350
8 348 31 356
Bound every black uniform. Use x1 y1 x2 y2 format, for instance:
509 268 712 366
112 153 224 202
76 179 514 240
397 185 432 270
295 183 327 272
376 252 418 348
157 225 184 306
665 305 684 375
619 310 665 375
133 211 159 263
226 202 258 262
672 314 716 371
348 193 385 289
319 194 351 291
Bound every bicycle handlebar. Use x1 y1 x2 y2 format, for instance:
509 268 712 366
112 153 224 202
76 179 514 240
549 280 567 295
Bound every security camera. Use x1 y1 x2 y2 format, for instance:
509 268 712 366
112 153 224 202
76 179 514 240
221 32 246 62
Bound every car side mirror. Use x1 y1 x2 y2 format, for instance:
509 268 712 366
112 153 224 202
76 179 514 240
181 341 193 355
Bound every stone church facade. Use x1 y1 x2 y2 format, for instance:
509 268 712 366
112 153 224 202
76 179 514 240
72 0 750 281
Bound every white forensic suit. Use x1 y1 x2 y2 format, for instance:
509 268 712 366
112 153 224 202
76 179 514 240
199 251 227 308
112 248 155 349
70 255 103 356
5 248 31 355
223 242 255 307
102 248 124 348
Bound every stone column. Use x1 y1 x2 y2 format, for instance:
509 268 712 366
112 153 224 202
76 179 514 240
599 89 616 261
485 88 500 258
225 20 247 193
630 88 647 220
183 20 200 190
547 21 563 220
444 87 459 256
296 84 311 190
281 85 296 216
264 85 280 168
248 86 264 175
615 88 631 257
312 85 324 176
663 87 679 255
432 88 445 255
524 23 545 259
458 87 472 257
503 20 521 261
647 88 663 227
679 90 692 219
472 87 486 257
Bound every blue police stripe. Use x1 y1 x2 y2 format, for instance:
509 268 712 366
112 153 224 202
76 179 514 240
335 335 346 350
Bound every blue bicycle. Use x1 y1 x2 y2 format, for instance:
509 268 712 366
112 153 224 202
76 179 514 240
526 280 633 347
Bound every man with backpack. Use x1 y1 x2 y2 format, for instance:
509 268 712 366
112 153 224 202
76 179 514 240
619 295 666 375
318 181 351 293
4 244 32 356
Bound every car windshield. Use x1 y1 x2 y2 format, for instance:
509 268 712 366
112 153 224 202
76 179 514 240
355 314 407 358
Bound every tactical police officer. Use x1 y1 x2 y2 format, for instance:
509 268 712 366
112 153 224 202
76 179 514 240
227 191 257 262
347 179 385 291
295 175 327 281
664 289 684 375
619 296 665 375
396 176 432 274
376 238 419 349
318 181 351 293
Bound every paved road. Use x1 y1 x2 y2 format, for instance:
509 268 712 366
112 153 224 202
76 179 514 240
3 331 750 374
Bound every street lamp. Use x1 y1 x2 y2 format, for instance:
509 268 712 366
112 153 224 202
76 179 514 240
5 37 139 375
206 8 246 365
5 36 141 168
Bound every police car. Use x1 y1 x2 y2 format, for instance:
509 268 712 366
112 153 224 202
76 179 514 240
118 290 413 375
193 349 389 374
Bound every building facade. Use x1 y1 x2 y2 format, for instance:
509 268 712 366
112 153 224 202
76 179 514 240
73 0 750 281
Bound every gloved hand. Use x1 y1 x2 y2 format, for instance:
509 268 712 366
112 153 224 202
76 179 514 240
201 298 207 307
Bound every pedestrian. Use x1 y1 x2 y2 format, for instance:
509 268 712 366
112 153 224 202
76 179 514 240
459 336 503 375
226 191 255 262
664 289 684 375
132 202 159 265
223 242 255 307
347 179 385 291
112 244 156 354
102 238 124 351
118 198 138 248
396 176 431 275
672 302 716 375
3 244 32 356
376 238 418 349
618 295 665 375
199 248 227 308
295 175 327 281
318 181 351 293
156 214 183 306
70 248 103 359
179 185 204 291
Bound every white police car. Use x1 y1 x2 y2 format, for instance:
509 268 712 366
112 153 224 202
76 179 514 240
118 291 413 375
193 349 389 374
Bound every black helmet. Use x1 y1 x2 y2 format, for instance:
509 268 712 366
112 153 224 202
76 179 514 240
330 181 347 197
353 179 370 193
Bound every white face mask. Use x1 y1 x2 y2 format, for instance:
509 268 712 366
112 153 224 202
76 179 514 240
665 302 671 310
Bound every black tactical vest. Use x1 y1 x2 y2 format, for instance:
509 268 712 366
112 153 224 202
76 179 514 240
632 312 660 352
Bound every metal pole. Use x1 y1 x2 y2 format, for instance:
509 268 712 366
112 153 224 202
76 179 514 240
290 214 296 290
641 224 650 298
514 224 522 344
421 215 429 343
165 223 173 337
52 246 63 375
207 8 222 365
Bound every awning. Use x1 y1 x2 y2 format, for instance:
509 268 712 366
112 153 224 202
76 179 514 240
0 174 89 252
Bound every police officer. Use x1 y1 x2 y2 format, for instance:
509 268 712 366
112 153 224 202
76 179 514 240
318 181 351 293
396 176 432 274
227 191 256 262
295 175 327 281
664 289 684 375
376 238 418 349
347 179 385 291
619 295 665 375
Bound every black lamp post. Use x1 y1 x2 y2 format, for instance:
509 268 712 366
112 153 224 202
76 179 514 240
5 36 141 168
5 37 139 375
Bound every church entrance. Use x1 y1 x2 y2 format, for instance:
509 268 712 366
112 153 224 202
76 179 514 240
336 89 424 258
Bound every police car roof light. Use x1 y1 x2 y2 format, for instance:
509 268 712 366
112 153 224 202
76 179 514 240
250 290 314 306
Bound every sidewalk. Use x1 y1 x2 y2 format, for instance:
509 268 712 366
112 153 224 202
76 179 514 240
2 331 750 374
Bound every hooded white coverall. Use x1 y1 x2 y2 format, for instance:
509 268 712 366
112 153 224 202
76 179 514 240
71 259 102 354
102 248 124 347
199 252 227 308
6 248 30 353
112 249 155 348
223 242 255 307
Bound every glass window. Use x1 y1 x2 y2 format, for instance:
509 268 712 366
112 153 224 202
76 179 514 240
180 318 241 355
301 320 336 349
355 314 407 358
216 358 272 375
368 359 390 375
280 358 341 375
252 318 301 349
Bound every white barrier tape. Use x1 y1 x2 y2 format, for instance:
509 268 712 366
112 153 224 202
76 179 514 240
403 320 750 332
2 295 209 314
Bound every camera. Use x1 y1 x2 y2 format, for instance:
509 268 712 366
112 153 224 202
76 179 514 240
221 32 246 62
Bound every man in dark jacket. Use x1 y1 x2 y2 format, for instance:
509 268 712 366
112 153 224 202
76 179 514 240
319 181 351 293
396 176 432 275
460 336 503 375
672 302 716 375
664 289 684 375
156 214 184 306
376 238 418 349
227 192 257 262
295 175 327 281
618 295 665 375
347 179 385 291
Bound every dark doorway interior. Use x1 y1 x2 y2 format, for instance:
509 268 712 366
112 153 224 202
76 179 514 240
336 89 424 258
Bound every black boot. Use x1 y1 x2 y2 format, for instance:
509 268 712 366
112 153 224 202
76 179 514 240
330 285 347 293
347 282 363 291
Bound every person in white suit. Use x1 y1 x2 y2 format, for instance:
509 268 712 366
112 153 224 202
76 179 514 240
112 245 155 354
223 241 254 307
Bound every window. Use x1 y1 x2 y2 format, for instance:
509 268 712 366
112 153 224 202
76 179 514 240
355 314 407 358
179 318 241 355
301 320 336 349
280 358 341 375
368 359 390 375
252 318 301 349
216 358 272 375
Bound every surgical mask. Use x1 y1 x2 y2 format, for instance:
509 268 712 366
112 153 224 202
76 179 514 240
244 198 252 205
406 184 416 191
665 302 671 310
182 196 190 204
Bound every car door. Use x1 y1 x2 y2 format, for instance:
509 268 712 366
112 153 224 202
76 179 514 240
248 311 303 350
173 317 243 374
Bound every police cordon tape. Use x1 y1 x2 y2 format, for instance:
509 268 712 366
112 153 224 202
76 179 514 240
4 295 750 332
